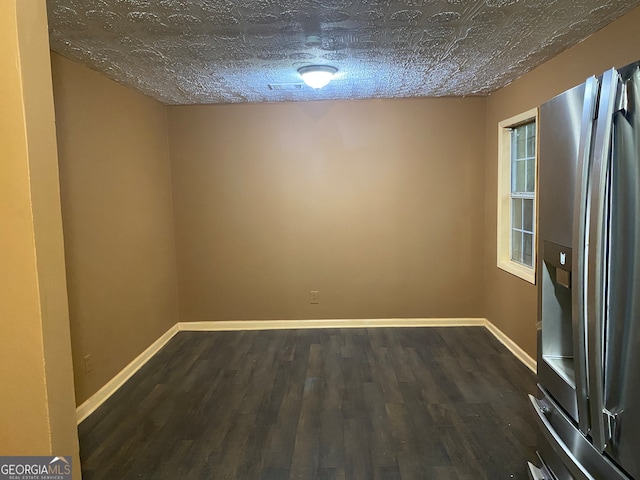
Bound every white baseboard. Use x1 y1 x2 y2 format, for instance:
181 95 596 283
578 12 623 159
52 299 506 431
178 318 486 331
484 319 537 373
77 317 536 424
75 324 179 424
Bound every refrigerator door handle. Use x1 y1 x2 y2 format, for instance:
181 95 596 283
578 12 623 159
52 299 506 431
586 68 620 452
604 408 621 444
572 75 599 435
529 394 596 480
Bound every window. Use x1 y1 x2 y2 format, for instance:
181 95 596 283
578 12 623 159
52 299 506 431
497 108 538 284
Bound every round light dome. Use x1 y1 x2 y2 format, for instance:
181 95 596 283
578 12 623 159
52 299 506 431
298 65 338 89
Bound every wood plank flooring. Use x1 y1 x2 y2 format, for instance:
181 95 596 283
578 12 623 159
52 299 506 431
78 327 538 479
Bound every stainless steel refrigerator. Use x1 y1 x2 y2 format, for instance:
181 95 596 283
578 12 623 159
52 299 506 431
529 60 640 480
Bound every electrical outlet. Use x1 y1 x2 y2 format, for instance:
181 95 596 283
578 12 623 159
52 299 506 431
310 290 320 304
84 354 93 374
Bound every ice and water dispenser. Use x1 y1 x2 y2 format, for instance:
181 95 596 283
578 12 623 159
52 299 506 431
538 241 578 421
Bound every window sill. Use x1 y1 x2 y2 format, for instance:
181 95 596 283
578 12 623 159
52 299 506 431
497 259 535 284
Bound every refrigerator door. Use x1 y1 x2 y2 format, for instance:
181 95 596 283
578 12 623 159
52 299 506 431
538 83 591 426
571 76 600 435
602 64 640 480
538 78 603 436
585 67 619 452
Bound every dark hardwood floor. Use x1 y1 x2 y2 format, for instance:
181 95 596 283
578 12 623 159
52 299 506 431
79 327 538 479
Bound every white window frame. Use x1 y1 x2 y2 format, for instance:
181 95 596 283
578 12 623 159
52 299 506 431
497 107 538 284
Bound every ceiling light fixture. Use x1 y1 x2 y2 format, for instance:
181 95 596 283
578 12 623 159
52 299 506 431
298 65 338 89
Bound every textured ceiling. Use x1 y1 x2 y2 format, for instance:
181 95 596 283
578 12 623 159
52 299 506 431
47 0 640 105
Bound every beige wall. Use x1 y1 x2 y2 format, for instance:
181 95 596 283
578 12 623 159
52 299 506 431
168 98 486 322
0 0 79 473
51 53 178 404
484 6 640 357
